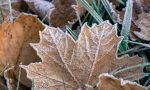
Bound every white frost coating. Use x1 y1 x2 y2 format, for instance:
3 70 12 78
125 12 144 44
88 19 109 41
24 0 54 19
98 73 147 89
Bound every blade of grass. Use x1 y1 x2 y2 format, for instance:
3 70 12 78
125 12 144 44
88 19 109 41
78 0 103 23
123 73 150 80
8 0 13 22
17 64 22 90
66 26 78 40
98 3 105 18
82 12 90 24
0 64 8 76
98 0 101 7
141 52 149 63
144 77 150 86
0 8 4 21
75 10 82 27
90 0 99 13
121 0 133 41
32 79 35 90
124 40 150 48
101 0 118 23
119 0 133 52
118 0 126 5
118 46 150 56
112 63 150 75
63 78 66 90
42 14 48 22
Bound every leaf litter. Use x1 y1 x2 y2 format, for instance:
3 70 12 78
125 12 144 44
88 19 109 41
0 0 150 90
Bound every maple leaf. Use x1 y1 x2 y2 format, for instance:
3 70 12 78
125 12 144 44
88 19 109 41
22 21 144 90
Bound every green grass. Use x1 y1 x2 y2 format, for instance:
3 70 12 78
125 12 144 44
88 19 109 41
0 64 8 76
0 8 4 22
78 0 103 23
66 26 78 40
17 64 22 90
32 79 35 90
101 0 118 23
8 0 13 22
119 0 133 53
112 63 150 75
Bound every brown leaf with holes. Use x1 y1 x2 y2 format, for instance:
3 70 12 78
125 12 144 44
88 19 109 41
0 13 45 87
21 21 144 90
95 73 148 90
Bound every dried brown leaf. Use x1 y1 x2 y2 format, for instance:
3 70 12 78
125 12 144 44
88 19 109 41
49 0 77 28
24 0 78 28
22 21 144 90
4 67 30 90
133 13 150 41
0 8 20 24
95 73 148 90
0 20 24 70
24 0 54 20
0 13 45 87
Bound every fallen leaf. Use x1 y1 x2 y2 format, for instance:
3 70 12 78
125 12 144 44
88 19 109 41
4 67 16 90
21 21 144 90
24 0 54 21
0 13 45 87
50 0 77 28
141 0 150 13
24 0 78 28
4 67 30 90
0 7 20 24
11 0 29 12
133 13 150 41
0 20 24 71
0 0 26 23
96 73 148 90
14 13 45 87
127 0 150 41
